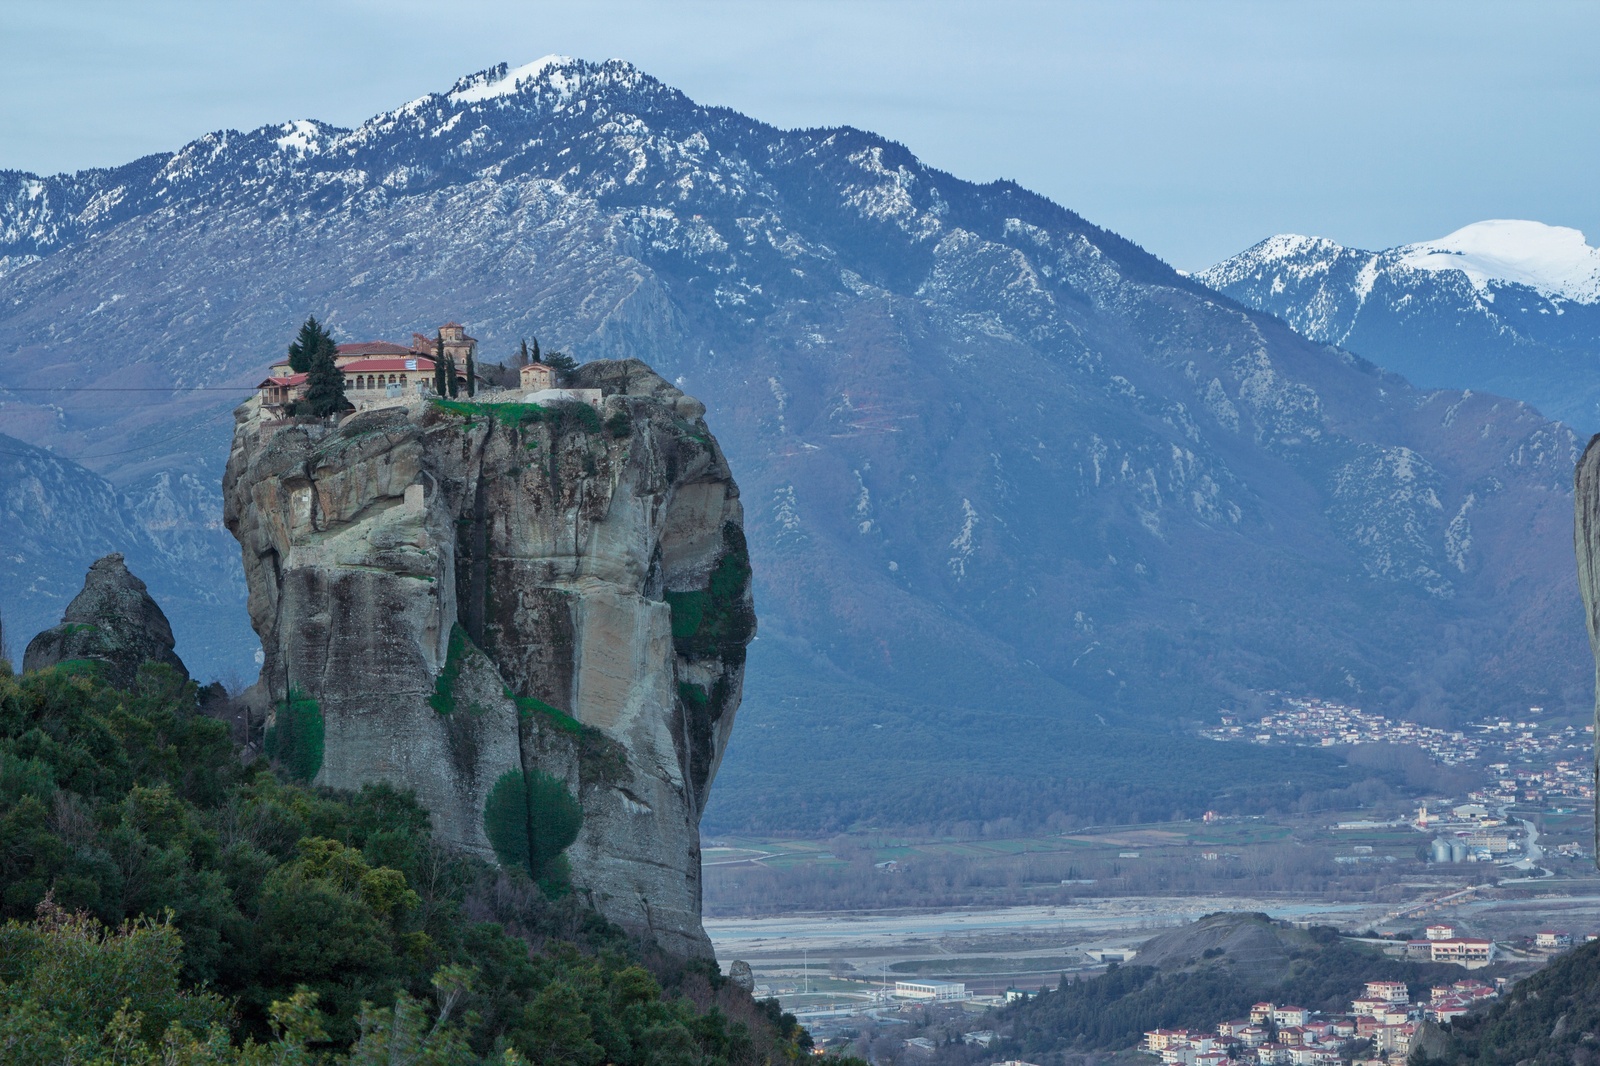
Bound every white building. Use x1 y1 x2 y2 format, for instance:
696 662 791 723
1431 938 1495 967
895 980 969 1002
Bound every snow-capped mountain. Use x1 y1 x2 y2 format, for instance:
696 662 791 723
1199 221 1600 429
0 59 1585 829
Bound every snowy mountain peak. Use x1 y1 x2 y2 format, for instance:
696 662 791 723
1395 220 1600 304
447 55 580 104
1203 219 1600 430
1254 233 1344 259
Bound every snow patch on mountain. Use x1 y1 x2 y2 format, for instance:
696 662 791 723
449 55 576 103
1396 220 1600 304
274 120 325 156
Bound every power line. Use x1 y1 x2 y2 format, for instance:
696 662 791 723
0 386 257 392
0 406 237 462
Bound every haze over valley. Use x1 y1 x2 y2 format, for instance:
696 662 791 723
1 10 1598 1062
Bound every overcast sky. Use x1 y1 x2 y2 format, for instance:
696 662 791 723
2 0 1594 270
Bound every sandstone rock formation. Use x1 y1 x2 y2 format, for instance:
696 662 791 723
23 553 189 687
1574 435 1600 864
223 360 752 956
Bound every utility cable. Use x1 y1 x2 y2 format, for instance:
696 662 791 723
0 405 238 462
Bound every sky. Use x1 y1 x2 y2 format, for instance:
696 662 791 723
1 0 1595 270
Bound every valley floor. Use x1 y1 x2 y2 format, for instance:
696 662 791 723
703 799 1600 1027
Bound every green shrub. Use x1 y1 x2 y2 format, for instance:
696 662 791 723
0 663 808 1063
431 398 547 427
0 901 230 1063
264 688 324 783
430 624 472 715
677 682 708 710
665 523 754 661
482 768 583 895
432 398 602 435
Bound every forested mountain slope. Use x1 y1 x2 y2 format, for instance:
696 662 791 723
1420 939 1600 1063
0 58 1584 830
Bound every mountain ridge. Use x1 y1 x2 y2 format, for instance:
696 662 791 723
1199 221 1600 430
0 57 1585 830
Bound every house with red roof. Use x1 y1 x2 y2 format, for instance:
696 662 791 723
261 322 475 414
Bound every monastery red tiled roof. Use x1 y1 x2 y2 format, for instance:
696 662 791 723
337 341 414 357
258 373 307 387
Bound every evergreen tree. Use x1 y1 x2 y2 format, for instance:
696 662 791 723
544 351 578 373
305 344 347 417
432 337 447 395
531 337 541 363
445 355 459 398
516 339 530 368
287 315 336 374
466 351 476 396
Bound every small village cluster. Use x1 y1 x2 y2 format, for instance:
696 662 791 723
255 321 563 415
1141 975 1500 1066
1202 696 1483 764
1203 696 1594 811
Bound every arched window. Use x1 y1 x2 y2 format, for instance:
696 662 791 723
388 374 398 385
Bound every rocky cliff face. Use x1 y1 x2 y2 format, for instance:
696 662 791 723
23 553 189 687
1573 436 1600 862
223 360 751 956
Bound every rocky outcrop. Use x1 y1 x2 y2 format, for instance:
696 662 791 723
1574 436 1600 864
22 553 189 687
223 360 752 956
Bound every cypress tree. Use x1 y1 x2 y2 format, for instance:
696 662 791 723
287 315 335 374
433 337 447 395
517 339 530 367
305 344 347 417
445 355 459 398
531 337 541 363
466 351 476 396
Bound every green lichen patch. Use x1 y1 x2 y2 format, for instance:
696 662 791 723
665 523 755 661
265 688 324 783
482 767 583 896
508 690 583 737
507 689 629 785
